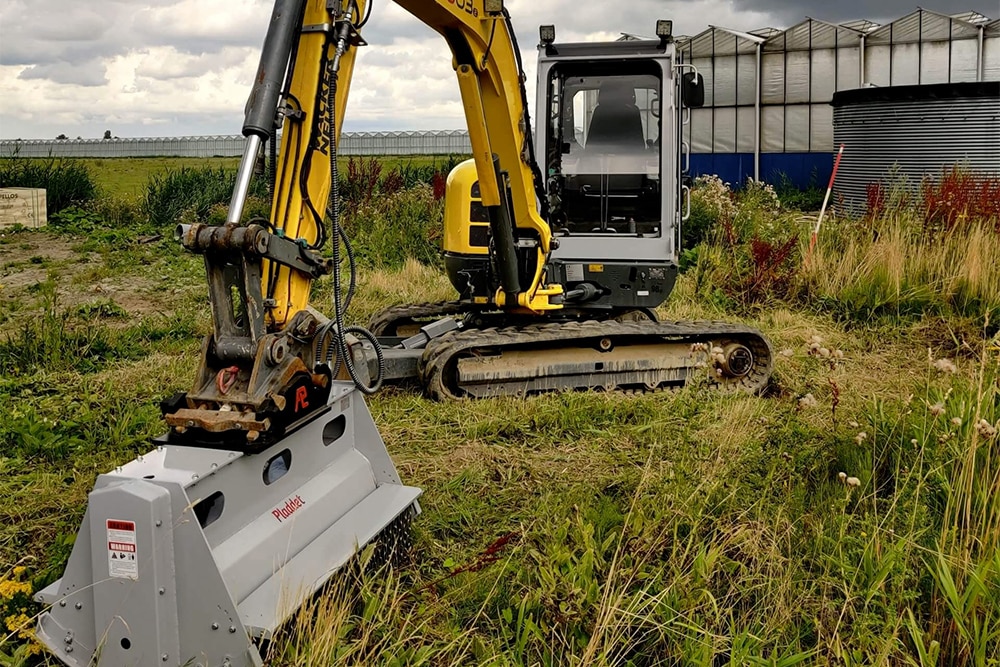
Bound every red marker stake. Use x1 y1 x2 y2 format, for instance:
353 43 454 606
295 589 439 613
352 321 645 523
807 144 845 263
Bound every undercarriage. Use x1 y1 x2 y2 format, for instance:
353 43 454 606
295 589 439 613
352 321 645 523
369 302 773 400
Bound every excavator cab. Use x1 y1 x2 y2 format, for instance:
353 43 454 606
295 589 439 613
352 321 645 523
547 69 662 235
442 26 704 319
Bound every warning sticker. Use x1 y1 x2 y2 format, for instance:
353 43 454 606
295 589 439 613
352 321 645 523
106 519 138 580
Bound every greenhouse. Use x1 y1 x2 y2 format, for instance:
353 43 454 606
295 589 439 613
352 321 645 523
676 8 1000 187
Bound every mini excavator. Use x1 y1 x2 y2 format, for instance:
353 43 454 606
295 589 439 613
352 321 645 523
34 1 772 665
368 10 774 399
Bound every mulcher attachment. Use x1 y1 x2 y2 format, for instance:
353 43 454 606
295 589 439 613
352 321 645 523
35 385 420 667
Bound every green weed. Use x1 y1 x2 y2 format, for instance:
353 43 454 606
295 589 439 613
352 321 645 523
0 156 97 215
4 159 1000 665
143 165 268 228
773 172 826 212
341 184 444 269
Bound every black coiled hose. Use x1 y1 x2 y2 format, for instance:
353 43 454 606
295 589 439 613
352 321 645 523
319 49 385 394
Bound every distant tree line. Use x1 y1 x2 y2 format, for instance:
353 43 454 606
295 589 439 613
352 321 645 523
52 130 116 140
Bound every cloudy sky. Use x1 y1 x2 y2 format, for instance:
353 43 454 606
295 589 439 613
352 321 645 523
1 0 995 139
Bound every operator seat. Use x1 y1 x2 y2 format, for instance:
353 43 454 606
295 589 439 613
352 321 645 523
586 80 646 151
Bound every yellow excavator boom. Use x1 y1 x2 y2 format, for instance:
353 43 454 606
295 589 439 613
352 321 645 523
263 0 561 327
392 1 561 311
265 0 368 327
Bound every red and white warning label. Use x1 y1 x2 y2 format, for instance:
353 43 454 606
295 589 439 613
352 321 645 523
106 519 138 580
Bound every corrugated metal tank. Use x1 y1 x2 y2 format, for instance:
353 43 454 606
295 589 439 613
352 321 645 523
832 82 1000 213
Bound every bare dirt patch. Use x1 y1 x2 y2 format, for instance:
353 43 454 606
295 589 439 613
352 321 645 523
0 231 85 288
0 231 192 331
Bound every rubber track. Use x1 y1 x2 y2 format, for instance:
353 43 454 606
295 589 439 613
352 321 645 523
368 301 471 336
419 319 773 400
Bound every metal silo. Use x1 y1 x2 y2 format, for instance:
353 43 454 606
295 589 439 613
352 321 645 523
831 81 1000 213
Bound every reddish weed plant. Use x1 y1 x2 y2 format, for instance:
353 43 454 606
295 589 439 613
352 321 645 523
431 170 447 200
341 156 411 209
341 156 382 210
865 181 887 221
746 234 800 303
865 167 1000 232
922 167 1000 233
720 219 799 305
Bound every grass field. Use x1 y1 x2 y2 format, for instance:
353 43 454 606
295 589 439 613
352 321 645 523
16 155 455 197
81 156 240 196
0 161 998 666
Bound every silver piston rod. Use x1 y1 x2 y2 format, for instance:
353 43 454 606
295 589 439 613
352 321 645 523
228 0 308 223
228 134 263 224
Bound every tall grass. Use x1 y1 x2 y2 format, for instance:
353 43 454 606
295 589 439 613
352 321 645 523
899 351 1000 665
143 165 268 228
0 156 97 214
341 184 444 269
139 158 448 268
688 169 1000 331
260 347 1000 666
801 217 1000 325
6 161 1000 665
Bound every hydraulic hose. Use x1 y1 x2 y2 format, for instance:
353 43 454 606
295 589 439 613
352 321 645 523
319 14 385 394
268 125 278 200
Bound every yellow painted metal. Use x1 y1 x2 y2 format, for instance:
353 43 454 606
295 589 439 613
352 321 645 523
442 159 487 256
393 0 562 314
265 0 366 329
264 0 563 323
455 65 501 207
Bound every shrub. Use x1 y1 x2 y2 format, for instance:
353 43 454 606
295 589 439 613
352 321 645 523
0 156 97 214
859 165 1000 230
921 166 1000 234
740 178 782 215
340 184 443 269
338 156 459 213
774 172 826 212
684 175 736 251
393 154 464 189
48 202 147 248
47 205 106 235
92 193 145 228
144 166 267 228
339 156 384 212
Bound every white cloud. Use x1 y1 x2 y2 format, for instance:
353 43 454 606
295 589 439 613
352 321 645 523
0 0 995 139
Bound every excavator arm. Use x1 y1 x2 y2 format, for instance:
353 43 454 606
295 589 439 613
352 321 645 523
165 0 376 449
392 0 562 312
166 0 568 448
236 0 562 332
246 0 369 329
247 0 562 330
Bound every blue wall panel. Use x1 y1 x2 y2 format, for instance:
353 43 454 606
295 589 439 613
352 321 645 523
689 154 755 187
761 153 834 189
690 152 834 189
